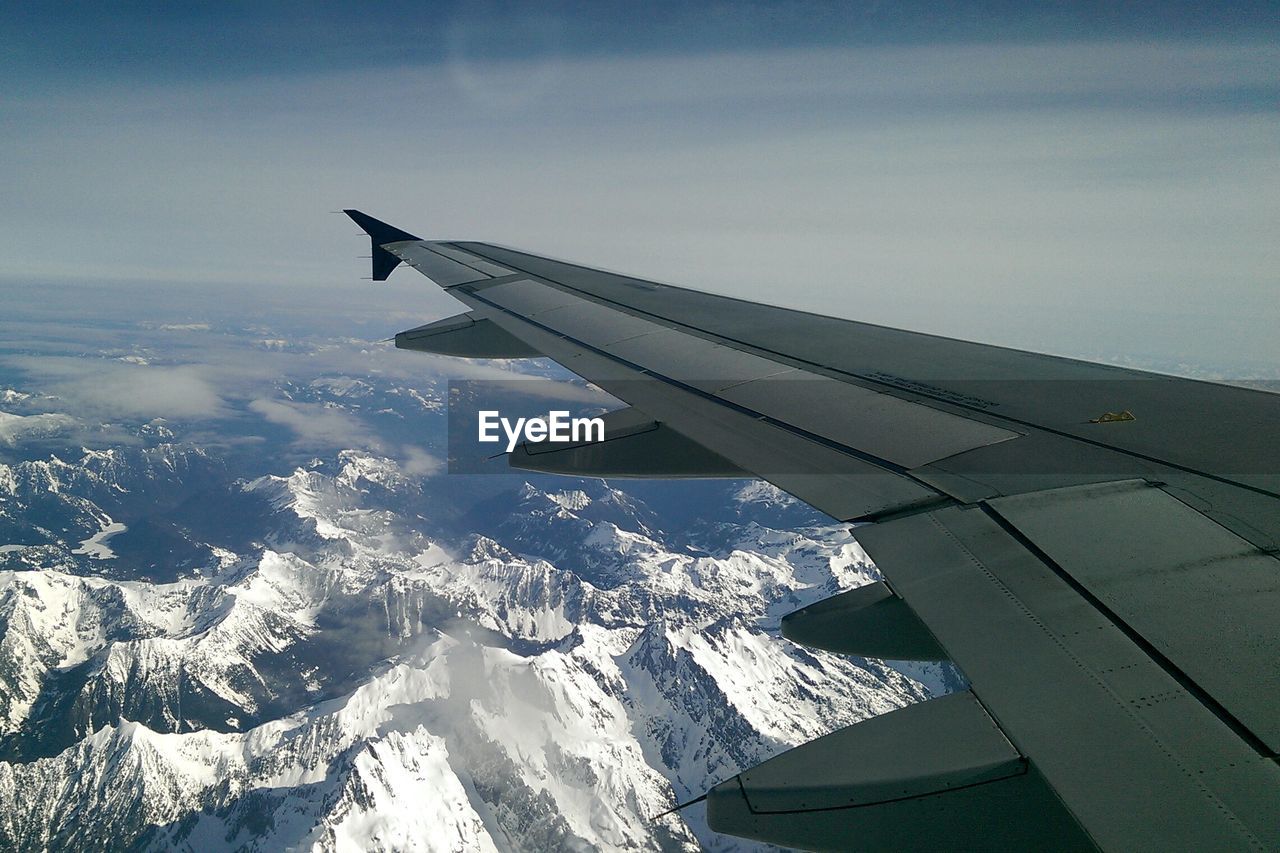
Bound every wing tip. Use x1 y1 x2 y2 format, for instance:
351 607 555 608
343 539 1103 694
344 210 422 281
343 209 422 244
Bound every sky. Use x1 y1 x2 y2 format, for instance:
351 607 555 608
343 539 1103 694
2 2 1278 374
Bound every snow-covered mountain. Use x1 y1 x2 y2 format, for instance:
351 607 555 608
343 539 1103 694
0 305 949 851
0 436 941 851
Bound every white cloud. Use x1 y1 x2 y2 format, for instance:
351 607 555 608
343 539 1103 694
153 323 211 331
400 445 442 476
4 357 226 420
249 398 378 450
0 39 1275 369
0 411 76 445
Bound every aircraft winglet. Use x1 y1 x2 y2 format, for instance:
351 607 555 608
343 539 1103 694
343 210 422 281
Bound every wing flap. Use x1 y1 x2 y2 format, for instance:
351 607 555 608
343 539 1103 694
987 479 1280 754
855 504 1280 851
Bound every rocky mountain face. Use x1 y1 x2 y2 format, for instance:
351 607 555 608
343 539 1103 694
0 310 950 851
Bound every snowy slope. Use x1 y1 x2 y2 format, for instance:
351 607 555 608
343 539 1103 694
0 354 942 851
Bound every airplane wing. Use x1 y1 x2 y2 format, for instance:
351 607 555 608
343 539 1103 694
345 210 1280 852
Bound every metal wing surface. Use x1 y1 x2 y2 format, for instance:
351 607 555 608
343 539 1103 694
346 210 1280 852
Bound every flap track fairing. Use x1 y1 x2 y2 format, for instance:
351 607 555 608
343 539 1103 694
705 691 1093 851
782 580 947 661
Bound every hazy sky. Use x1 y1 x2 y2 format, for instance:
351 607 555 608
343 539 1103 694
2 3 1277 373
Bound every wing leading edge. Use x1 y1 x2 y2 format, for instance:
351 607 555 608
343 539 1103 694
346 211 1280 851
